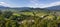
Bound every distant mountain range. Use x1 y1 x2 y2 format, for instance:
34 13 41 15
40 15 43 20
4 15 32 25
0 5 10 10
0 5 43 11
0 5 32 10
0 5 60 11
46 5 60 10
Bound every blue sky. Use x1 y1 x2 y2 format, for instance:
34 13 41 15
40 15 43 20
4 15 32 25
0 0 60 8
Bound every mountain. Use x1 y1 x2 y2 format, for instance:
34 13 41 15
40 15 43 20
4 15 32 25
0 5 30 10
10 7 32 11
46 5 60 10
0 5 34 11
0 5 10 10
0 5 48 11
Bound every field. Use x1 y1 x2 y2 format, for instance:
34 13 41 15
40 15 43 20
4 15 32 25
0 9 60 27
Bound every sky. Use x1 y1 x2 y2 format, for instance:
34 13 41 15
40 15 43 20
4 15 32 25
0 0 60 8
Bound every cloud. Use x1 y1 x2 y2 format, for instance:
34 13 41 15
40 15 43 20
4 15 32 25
29 0 41 8
0 2 23 7
30 0 39 6
29 0 60 8
0 2 11 7
0 1 60 8
42 1 60 8
30 0 38 3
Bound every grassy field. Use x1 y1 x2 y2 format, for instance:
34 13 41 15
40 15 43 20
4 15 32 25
0 9 60 27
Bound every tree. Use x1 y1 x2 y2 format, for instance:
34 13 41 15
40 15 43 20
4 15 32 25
3 11 13 18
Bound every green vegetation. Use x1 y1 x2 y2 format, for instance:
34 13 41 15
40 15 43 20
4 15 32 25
0 9 60 27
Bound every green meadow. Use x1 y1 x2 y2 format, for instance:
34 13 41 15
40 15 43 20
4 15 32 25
0 9 60 27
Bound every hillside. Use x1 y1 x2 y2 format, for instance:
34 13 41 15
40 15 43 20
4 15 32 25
46 5 60 10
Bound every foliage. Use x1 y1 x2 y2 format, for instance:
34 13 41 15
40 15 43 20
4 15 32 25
0 9 59 27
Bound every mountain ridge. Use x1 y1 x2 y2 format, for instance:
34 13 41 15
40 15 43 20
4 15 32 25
46 5 60 10
0 5 60 11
